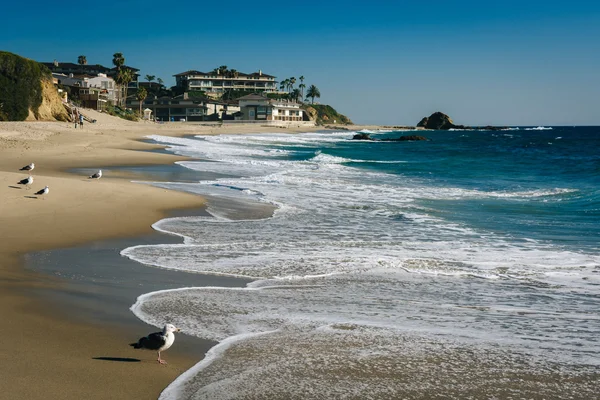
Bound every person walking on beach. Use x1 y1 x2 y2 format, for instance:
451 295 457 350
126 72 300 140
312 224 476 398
79 113 84 128
73 108 79 129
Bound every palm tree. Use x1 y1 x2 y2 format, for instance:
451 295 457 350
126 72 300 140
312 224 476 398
299 83 306 101
279 79 288 93
145 75 155 83
157 77 164 87
112 52 125 70
116 68 134 107
299 75 305 99
136 87 148 116
289 77 296 92
112 53 126 105
291 88 301 102
77 55 87 65
306 85 321 104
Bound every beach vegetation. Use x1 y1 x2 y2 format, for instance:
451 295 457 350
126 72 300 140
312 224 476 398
0 51 51 121
105 103 138 121
145 75 155 83
77 55 87 65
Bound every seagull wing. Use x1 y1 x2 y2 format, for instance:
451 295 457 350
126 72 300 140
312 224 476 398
130 332 166 350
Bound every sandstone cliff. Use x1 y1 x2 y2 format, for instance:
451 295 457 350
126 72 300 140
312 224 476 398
0 51 68 121
26 78 69 121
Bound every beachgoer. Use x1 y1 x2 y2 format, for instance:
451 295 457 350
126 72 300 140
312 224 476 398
79 113 84 128
74 109 79 129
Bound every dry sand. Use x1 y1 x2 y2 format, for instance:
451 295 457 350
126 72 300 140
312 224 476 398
0 110 373 399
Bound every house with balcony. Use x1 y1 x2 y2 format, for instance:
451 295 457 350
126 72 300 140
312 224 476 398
128 93 209 122
82 74 117 104
237 94 305 122
174 69 278 97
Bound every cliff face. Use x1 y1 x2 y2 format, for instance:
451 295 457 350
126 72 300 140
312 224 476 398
26 78 69 121
0 51 68 121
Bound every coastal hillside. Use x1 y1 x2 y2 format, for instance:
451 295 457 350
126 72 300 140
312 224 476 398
0 51 68 121
304 104 352 125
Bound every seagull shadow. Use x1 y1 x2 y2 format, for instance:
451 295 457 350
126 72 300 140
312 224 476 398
92 357 141 363
24 196 39 199
8 186 22 189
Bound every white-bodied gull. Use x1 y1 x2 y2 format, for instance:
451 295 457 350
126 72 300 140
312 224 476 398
130 324 181 365
88 169 102 179
18 175 33 189
34 186 49 199
19 162 35 172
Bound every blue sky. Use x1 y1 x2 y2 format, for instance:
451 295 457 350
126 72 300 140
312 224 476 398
2 1 599 125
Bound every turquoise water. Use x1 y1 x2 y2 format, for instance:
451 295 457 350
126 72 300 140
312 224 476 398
123 127 600 399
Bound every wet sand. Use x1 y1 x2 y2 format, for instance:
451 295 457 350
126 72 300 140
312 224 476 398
0 111 346 399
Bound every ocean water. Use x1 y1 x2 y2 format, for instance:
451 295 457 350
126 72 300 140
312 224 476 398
123 127 600 399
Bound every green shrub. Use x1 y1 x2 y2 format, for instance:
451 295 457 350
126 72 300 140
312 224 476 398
0 51 51 121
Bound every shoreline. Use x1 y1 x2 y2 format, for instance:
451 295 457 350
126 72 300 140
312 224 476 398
0 112 358 399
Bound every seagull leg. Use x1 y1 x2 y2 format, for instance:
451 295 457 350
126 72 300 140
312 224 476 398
157 352 167 365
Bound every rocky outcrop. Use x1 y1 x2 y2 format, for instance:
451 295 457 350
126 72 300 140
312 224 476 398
417 112 507 131
351 133 429 141
416 112 455 130
304 104 352 125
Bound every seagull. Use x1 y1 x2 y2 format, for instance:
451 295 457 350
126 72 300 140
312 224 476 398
130 324 181 365
18 175 33 189
19 162 35 172
88 169 102 179
34 186 49 199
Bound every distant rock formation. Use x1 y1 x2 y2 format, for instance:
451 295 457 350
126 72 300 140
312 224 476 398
351 133 429 141
417 112 506 131
416 112 456 130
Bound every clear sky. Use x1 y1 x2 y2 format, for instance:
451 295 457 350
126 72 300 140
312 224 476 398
2 1 599 126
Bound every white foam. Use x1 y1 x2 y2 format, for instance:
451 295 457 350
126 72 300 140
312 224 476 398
127 131 599 397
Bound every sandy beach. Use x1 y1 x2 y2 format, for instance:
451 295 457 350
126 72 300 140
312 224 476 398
0 111 363 399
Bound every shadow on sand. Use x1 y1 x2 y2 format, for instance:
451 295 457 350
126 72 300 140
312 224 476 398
92 357 141 363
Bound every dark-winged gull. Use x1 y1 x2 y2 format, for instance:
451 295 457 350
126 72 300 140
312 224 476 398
130 324 181 364
19 163 35 172
88 169 102 179
18 175 33 189
34 186 49 199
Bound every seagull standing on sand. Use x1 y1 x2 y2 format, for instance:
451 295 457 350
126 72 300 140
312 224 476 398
130 324 181 365
88 169 102 179
34 186 49 199
18 175 33 189
19 162 35 172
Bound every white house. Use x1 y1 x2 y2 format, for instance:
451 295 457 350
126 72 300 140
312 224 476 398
237 94 304 122
82 73 117 104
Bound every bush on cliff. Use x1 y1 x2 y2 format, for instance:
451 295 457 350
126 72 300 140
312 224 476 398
303 104 352 125
0 51 52 121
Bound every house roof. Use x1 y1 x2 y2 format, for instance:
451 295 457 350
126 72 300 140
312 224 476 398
42 62 112 72
174 70 275 79
237 94 268 101
42 62 139 75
